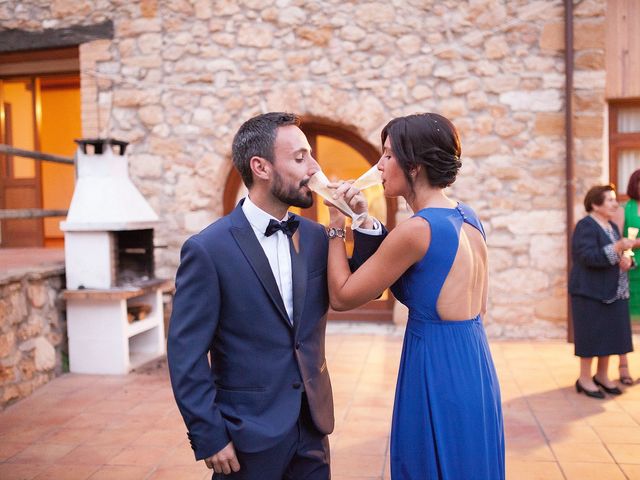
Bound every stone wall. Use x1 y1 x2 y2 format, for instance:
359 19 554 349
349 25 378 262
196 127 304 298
0 268 66 410
0 0 609 338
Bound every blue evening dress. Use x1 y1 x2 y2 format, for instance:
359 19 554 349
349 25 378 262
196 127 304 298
389 203 505 479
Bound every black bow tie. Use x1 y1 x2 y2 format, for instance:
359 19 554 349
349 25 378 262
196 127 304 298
265 216 299 238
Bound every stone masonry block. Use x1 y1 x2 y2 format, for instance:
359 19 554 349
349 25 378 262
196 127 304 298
539 22 564 51
574 20 605 49
534 113 565 136
575 115 603 138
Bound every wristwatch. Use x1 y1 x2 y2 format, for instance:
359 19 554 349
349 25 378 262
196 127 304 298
327 227 346 240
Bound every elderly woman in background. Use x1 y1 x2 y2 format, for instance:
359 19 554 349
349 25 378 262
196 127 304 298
621 170 640 385
569 184 635 398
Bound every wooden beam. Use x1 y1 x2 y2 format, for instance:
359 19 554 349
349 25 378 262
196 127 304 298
0 209 68 219
0 20 113 53
0 144 74 165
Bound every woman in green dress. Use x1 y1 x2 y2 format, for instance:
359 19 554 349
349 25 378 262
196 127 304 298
622 169 640 385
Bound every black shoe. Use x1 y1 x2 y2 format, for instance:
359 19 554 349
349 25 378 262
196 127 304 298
575 379 605 399
593 376 623 395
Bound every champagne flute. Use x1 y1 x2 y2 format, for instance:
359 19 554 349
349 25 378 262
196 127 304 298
624 227 639 257
307 170 368 229
352 164 382 190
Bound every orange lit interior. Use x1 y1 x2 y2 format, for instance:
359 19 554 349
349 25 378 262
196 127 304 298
39 75 80 247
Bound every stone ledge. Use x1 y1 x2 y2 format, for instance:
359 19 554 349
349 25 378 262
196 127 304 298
0 265 65 287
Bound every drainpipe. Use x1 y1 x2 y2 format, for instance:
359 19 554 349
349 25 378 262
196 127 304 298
565 0 575 343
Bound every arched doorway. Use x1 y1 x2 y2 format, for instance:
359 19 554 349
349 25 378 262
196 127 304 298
223 120 396 322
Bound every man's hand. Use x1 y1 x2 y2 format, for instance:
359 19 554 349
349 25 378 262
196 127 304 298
204 442 240 475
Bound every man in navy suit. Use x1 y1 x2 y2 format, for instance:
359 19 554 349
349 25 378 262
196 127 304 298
167 112 385 479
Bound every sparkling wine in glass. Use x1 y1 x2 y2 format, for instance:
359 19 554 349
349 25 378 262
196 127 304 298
352 164 382 190
307 170 368 229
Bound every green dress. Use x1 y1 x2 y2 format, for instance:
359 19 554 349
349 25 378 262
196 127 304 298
624 198 640 319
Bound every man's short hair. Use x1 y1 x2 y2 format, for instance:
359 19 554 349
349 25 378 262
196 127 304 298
232 112 300 188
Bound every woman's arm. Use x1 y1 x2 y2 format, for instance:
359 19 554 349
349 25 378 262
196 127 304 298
572 219 630 268
328 210 430 311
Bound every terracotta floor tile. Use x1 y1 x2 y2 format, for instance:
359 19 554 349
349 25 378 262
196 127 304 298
542 424 601 443
0 425 57 444
505 443 556 462
618 397 640 409
338 419 391 437
560 461 626 480
127 401 174 417
586 410 638 427
90 399 136 414
332 433 389 457
620 463 640 479
505 460 564 480
134 428 184 448
331 453 386 478
550 441 614 463
33 464 99 480
84 427 145 447
607 443 640 464
106 414 160 430
504 424 546 443
154 412 187 431
593 425 640 443
146 465 210 480
64 413 115 430
7 443 77 464
0 442 29 461
87 465 152 480
40 427 96 446
158 444 198 467
107 445 173 467
0 463 45 480
58 445 124 465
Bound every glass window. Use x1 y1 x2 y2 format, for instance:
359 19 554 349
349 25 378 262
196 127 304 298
610 102 640 197
618 107 640 133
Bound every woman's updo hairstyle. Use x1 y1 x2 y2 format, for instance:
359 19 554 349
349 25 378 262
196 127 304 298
381 113 462 189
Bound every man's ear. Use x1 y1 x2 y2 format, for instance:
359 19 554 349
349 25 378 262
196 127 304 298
250 156 271 182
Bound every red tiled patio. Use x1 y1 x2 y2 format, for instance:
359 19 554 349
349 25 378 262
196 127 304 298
1 330 639 480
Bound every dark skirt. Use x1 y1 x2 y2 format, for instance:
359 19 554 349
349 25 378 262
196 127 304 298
571 295 634 357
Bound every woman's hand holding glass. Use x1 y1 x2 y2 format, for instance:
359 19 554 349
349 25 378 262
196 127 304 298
325 180 374 230
620 254 633 272
308 171 371 229
616 237 636 254
308 165 381 230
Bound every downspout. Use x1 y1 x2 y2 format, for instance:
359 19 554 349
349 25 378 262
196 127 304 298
565 0 575 342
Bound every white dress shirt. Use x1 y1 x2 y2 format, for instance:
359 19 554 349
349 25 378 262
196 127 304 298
243 197 295 322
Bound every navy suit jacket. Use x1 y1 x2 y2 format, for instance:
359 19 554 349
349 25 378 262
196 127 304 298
167 201 385 459
568 215 620 301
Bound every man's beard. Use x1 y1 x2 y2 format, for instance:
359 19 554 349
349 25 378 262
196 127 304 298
271 170 314 209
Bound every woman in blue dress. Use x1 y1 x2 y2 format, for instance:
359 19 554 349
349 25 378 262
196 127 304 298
327 113 505 479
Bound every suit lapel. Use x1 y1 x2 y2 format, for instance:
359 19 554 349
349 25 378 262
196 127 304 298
229 203 290 325
290 224 308 330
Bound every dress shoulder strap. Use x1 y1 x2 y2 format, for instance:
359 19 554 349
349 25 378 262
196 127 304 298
456 202 486 241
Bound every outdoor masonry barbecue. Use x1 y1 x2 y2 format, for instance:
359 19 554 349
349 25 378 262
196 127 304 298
61 139 168 374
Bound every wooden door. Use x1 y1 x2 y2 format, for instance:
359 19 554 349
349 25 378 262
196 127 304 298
0 78 43 247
